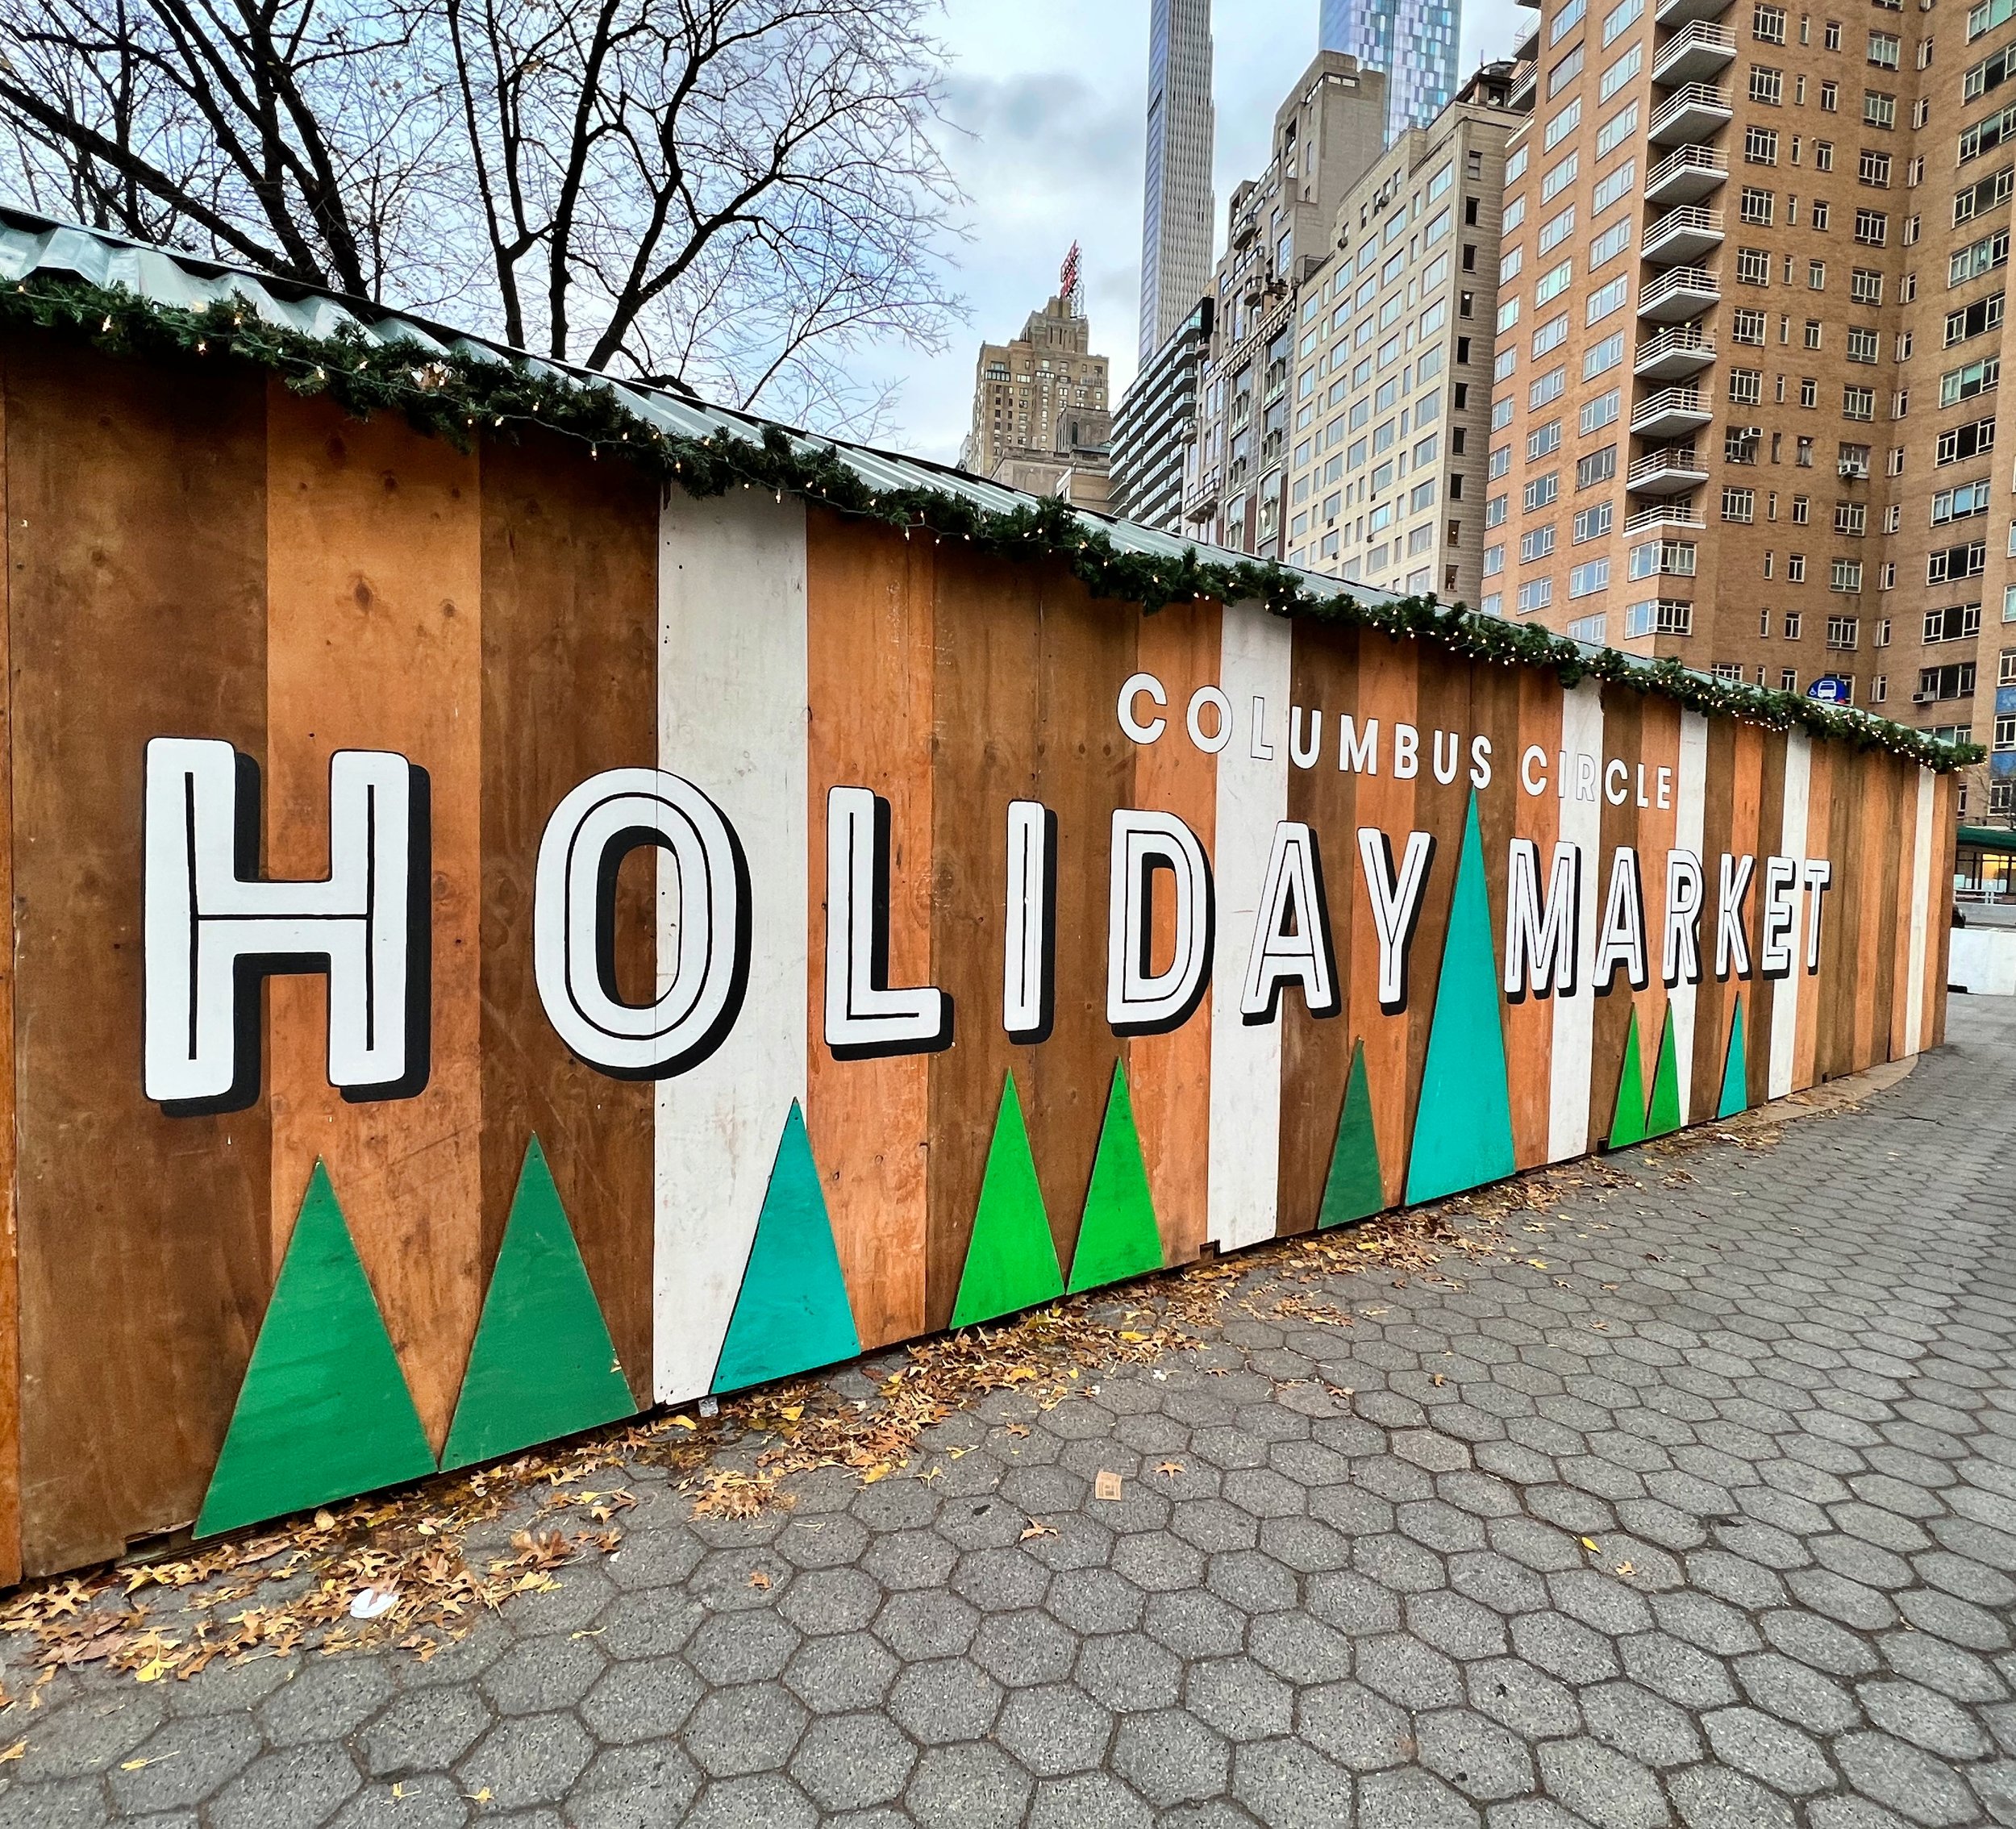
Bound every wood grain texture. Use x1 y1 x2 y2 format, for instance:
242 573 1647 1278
1671 712 1710 1121
264 387 485 1452
1279 620 1364 1234
1206 603 1292 1250
1020 565 1135 1285
1342 635 1418 1206
10 339 273 1572
479 430 656 1400
1588 689 1643 1152
1127 598 1220 1266
1502 669 1564 1168
0 349 16 1582
804 511 933 1348
1550 681 1605 1160
655 489 814 1400
924 552 1039 1326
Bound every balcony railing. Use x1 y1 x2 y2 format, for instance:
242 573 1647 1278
1652 19 1738 85
1643 204 1726 265
1637 266 1721 323
1645 144 1729 203
1648 81 1734 146
1635 324 1718 380
1624 504 1708 535
1631 385 1715 437
1628 445 1711 494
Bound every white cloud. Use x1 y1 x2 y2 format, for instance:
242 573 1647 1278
867 0 1528 463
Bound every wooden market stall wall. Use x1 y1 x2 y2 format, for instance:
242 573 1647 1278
0 328 1958 1582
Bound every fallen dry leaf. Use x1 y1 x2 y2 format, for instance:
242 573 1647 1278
1020 1522 1058 1541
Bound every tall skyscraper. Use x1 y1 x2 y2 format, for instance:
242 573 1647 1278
1139 0 1216 369
1321 0 1461 142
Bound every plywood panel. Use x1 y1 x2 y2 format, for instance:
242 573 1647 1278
1550 681 1605 1160
1502 669 1564 1168
265 388 485 1450
1022 568 1137 1282
1905 767 1937 1055
653 490 814 1397
1743 728 1783 1107
1791 736 1831 1091
478 432 656 1402
1342 635 1418 1206
1672 712 1710 1119
1127 599 1220 1265
1207 603 1293 1248
923 552 1039 1324
10 340 273 1571
1279 620 1364 1233
804 512 933 1348
1767 732 1812 1100
1588 690 1643 1151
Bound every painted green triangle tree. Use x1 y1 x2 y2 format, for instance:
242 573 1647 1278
1318 1038 1385 1227
1406 791 1517 1204
1646 1006 1685 1137
1717 994 1751 1118
196 1162 437 1537
712 1102 861 1394
951 1073 1064 1327
1606 1008 1649 1150
440 1136 638 1471
1067 1060 1164 1293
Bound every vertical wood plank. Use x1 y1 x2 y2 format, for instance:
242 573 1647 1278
1672 712 1710 1120
1904 766 1936 1056
478 431 656 1401
804 512 933 1349
1278 621 1362 1233
1502 668 1564 1168
1767 732 1812 1100
1550 681 1605 1160
11 340 272 1572
265 388 484 1450
1206 603 1293 1250
1128 599 1221 1266
1588 689 1643 1151
923 553 1039 1323
654 489 814 1402
1022 567 1136 1281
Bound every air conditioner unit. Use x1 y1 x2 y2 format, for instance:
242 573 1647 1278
1839 461 1869 478
1912 690 1936 702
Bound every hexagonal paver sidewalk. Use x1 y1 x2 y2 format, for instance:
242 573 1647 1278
7 998 2016 1828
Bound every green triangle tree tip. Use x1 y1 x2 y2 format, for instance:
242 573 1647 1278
1067 1060 1164 1294
439 1135 638 1473
951 1072 1064 1329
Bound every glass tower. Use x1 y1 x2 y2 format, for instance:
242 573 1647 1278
1139 0 1215 371
1319 0 1460 143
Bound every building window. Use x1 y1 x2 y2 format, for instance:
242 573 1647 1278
1916 661 1976 698
1755 2 1787 40
1577 445 1618 489
1843 385 1876 419
1724 486 1757 522
1518 578 1556 614
1827 615 1860 648
1860 150 1893 186
1747 126 1781 164
1752 65 1785 104
1847 327 1881 362
1868 30 1901 66
1831 558 1865 591
1738 248 1772 284
1733 308 1768 344
1854 208 1889 244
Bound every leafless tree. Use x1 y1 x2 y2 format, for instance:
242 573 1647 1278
0 0 964 431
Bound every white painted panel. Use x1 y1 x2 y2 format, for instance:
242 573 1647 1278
1206 602 1292 1250
653 490 810 1403
1671 711 1709 1121
1767 731 1811 1100
1905 766 1936 1055
1548 681 1604 1162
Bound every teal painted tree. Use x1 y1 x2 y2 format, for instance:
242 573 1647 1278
1067 1060 1164 1293
1405 791 1517 1203
440 1136 639 1471
1606 1009 1649 1151
712 1102 861 1394
1646 1006 1685 1138
1717 995 1751 1119
1318 1039 1385 1227
951 1073 1064 1327
196 1162 436 1537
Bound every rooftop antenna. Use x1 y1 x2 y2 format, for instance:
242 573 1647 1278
1060 241 1083 318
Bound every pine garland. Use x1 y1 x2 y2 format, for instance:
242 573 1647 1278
0 270 1981 771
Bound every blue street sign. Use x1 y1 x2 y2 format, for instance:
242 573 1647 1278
1808 676 1851 705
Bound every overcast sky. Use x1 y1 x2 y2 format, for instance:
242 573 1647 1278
864 0 1527 463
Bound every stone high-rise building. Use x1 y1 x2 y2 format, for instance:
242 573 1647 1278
1182 54 1391 560
1140 0 1217 370
1491 0 2016 822
959 292 1113 504
1322 0 1464 144
1282 65 1521 602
